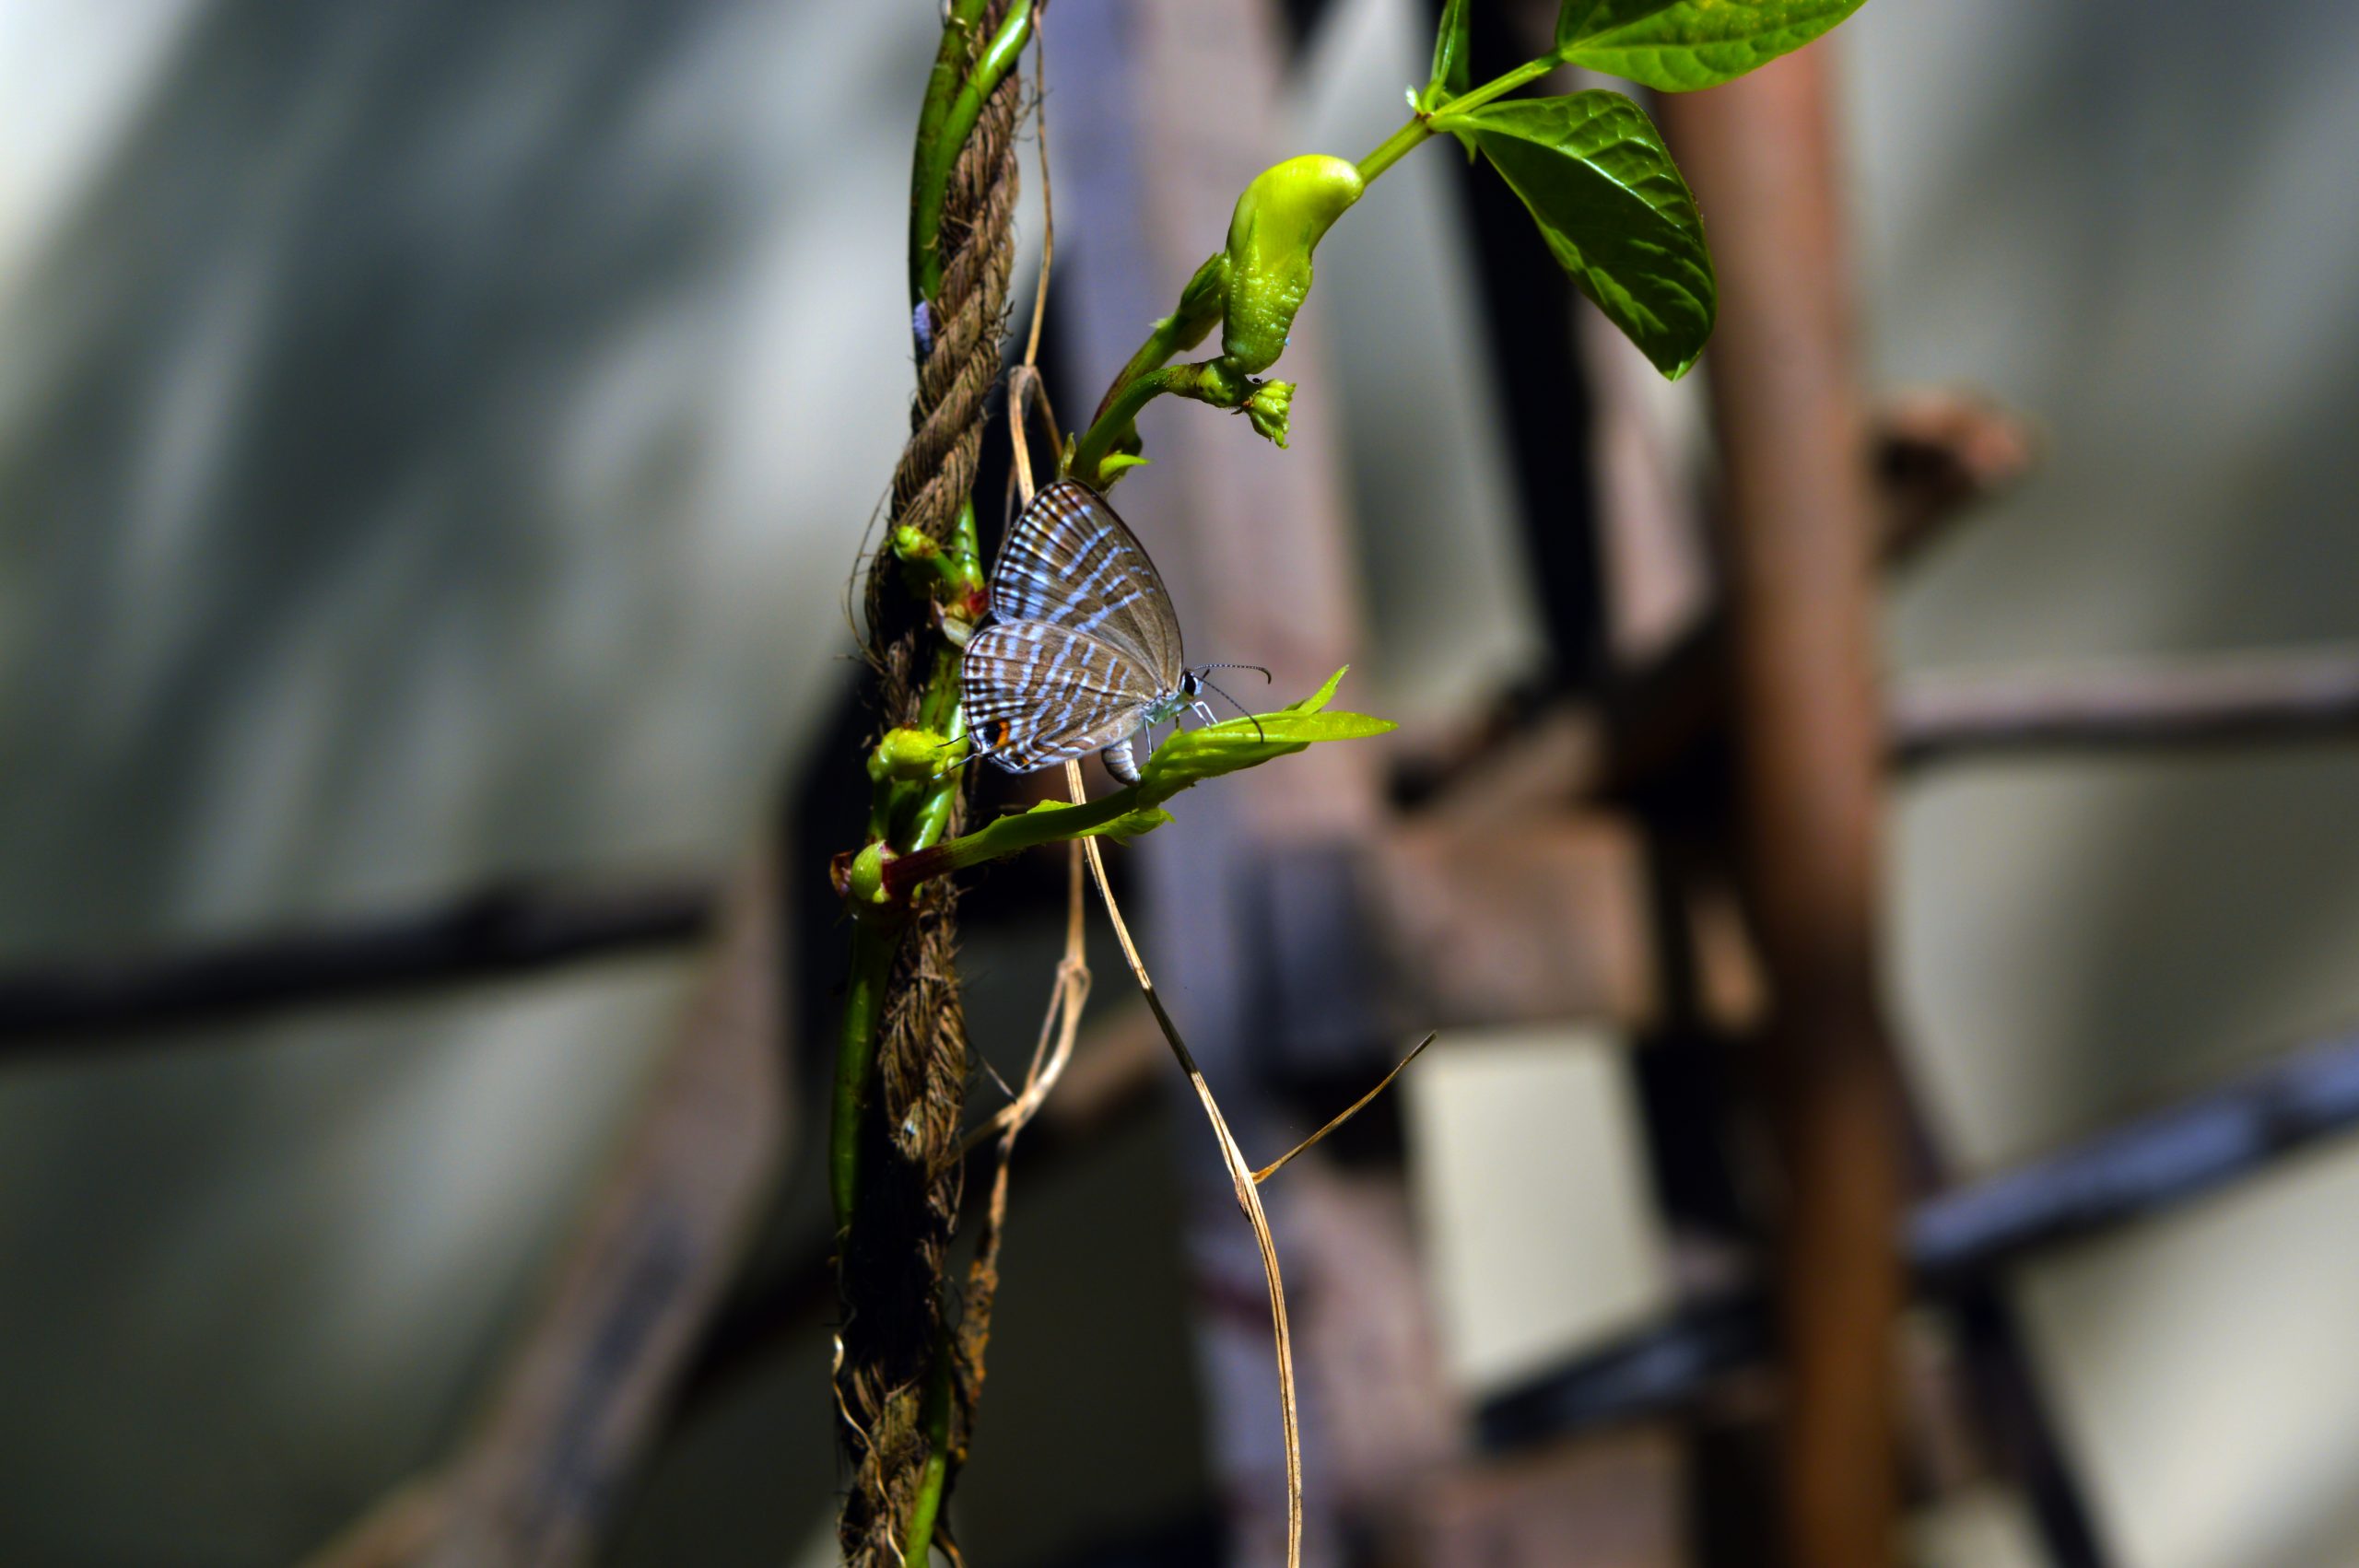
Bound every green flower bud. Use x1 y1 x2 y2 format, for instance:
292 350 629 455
868 725 950 784
1219 155 1364 375
844 840 894 906
1243 380 1295 448
891 523 984 614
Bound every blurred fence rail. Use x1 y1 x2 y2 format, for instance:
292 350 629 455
0 878 714 1049
1892 647 2359 768
1479 1022 2359 1447
8 641 2358 1055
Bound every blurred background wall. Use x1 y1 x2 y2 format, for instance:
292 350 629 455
0 2 946 1561
1855 2 2359 1563
0 0 2354 1564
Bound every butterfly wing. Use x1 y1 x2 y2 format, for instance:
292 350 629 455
961 620 1166 773
992 480 1183 687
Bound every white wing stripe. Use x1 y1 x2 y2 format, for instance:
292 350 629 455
1072 586 1147 635
961 481 1192 777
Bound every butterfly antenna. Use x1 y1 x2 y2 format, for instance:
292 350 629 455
1196 662 1273 683
930 731 975 782
1194 675 1267 743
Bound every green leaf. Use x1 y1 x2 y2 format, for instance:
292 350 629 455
1285 664 1349 714
1418 0 1473 114
1092 804 1176 843
1134 705 1393 798
1133 667 1386 796
1433 93 1714 379
893 797 1166 883
1555 0 1867 92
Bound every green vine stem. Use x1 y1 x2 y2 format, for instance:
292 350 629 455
903 509 982 853
836 504 984 1245
829 918 899 1231
1359 53 1558 178
868 500 983 854
912 0 1034 307
1086 252 1227 426
903 1334 958 1563
1069 360 1255 491
908 0 987 307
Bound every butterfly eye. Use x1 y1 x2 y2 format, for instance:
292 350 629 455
1180 671 1202 696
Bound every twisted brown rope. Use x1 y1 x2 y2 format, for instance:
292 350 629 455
862 22 1023 720
838 6 1022 1561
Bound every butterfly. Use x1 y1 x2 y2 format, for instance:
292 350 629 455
961 479 1264 785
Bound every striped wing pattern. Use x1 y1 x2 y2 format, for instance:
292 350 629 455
962 621 1164 771
989 480 1182 684
959 481 1186 778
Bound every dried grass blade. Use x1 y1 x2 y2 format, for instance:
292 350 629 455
1078 834 1303 1568
1252 1031 1437 1186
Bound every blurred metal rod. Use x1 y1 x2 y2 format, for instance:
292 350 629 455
1481 1024 2359 1445
1585 393 2029 801
1478 1295 1768 1451
1659 44 1902 1566
1892 648 2359 769
1908 1025 2359 1281
0 878 715 1050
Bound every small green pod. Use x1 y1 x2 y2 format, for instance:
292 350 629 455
844 840 894 906
1218 155 1364 375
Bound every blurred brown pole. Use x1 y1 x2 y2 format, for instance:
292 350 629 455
1656 43 1901 1568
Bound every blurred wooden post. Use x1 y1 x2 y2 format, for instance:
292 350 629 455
1052 4 1462 1562
1656 44 1901 1568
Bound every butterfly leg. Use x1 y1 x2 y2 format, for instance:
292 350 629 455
1101 734 1143 786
